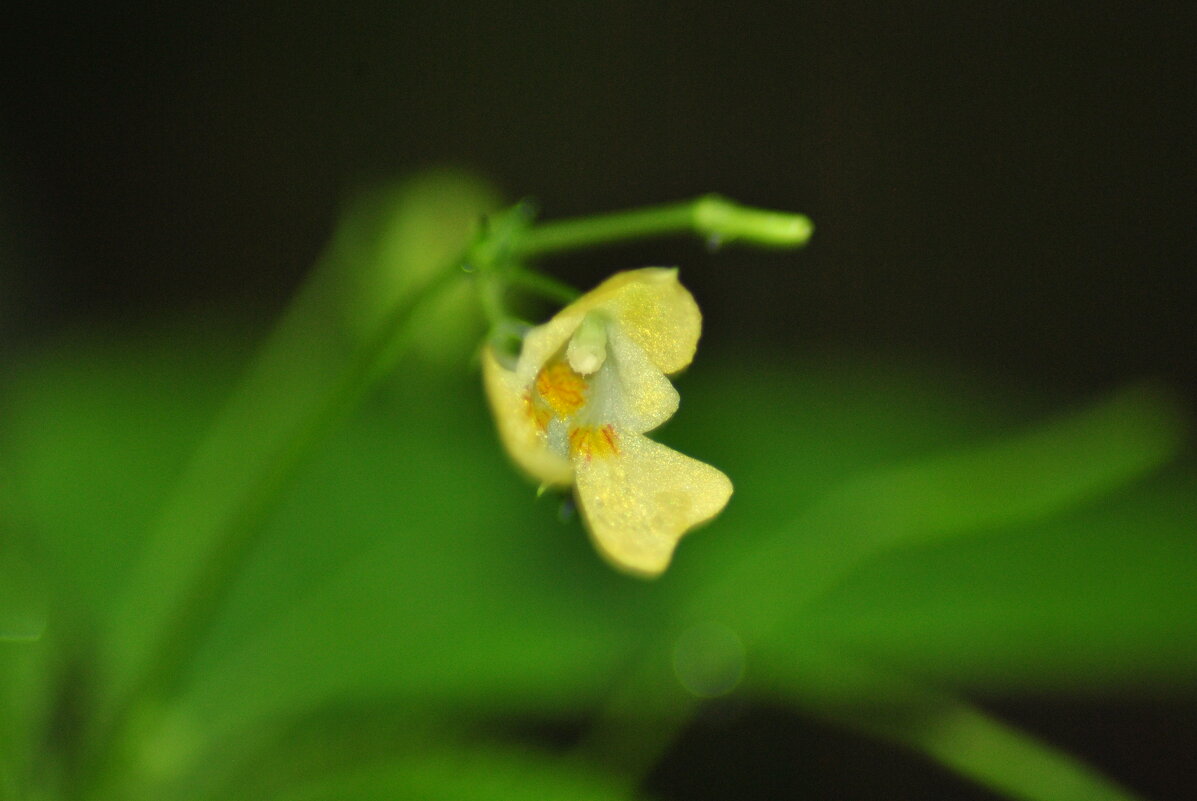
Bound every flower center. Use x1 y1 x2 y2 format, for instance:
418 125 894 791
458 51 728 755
535 361 588 419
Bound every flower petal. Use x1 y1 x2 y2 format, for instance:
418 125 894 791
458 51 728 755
573 431 733 577
516 268 702 385
583 327 679 434
482 346 574 486
589 268 703 375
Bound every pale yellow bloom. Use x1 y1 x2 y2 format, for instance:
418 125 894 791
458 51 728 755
483 268 733 577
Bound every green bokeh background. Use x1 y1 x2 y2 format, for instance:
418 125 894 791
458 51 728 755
2 3 1194 800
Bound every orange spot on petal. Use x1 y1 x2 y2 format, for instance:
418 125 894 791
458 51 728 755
569 424 620 461
536 361 588 418
521 392 552 433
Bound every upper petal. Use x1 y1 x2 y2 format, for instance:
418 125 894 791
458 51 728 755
583 327 679 434
587 268 703 375
516 268 702 385
573 431 733 577
482 345 574 487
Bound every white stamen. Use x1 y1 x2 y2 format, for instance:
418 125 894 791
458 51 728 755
567 311 608 375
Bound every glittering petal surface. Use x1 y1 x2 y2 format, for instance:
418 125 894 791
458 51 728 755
573 432 733 577
583 327 679 434
482 346 574 486
589 268 702 375
516 268 702 385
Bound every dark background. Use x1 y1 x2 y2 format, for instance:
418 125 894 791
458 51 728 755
4 3 1194 397
2 2 1193 799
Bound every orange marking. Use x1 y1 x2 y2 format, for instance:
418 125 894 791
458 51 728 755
522 392 551 433
568 424 620 461
535 361 588 418
601 424 618 453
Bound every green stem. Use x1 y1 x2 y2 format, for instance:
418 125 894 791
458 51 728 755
514 194 813 258
505 266 582 304
477 273 509 331
475 195 810 337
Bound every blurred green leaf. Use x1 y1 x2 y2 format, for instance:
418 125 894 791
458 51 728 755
667 355 1030 546
92 171 503 743
802 473 1197 689
5 318 1191 800
0 330 249 801
268 743 651 801
680 379 1188 645
146 360 1033 784
149 376 662 798
752 644 1147 801
0 531 44 643
0 637 60 801
805 381 1184 541
2 334 240 623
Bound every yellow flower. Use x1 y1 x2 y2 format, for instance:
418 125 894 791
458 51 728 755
483 268 733 577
